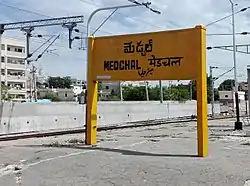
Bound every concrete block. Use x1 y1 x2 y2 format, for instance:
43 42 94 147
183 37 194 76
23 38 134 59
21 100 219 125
0 101 221 136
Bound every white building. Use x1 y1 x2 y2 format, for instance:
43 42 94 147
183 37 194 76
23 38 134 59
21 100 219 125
100 81 120 97
219 90 245 110
1 37 27 99
70 77 86 87
100 81 148 97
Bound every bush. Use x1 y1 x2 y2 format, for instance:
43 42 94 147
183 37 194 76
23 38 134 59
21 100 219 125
42 93 61 102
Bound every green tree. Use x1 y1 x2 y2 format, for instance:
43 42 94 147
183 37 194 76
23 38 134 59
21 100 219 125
163 85 189 101
121 77 219 102
191 74 220 103
123 86 147 101
1 84 10 100
47 76 72 89
148 85 160 100
98 82 102 91
191 74 209 101
123 84 191 101
218 79 234 91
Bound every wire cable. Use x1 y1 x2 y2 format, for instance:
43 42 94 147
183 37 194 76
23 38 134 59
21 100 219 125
214 68 234 81
35 35 60 61
30 35 55 56
206 7 249 27
78 0 166 30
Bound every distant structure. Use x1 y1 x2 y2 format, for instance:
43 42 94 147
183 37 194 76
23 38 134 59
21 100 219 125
1 37 27 99
101 81 120 97
37 88 76 101
239 82 248 92
70 77 86 87
100 81 147 97
219 90 246 113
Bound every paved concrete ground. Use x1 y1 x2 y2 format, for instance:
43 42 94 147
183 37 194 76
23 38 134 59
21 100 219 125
0 118 250 186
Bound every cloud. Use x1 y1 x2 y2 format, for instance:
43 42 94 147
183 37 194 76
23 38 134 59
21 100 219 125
0 0 250 87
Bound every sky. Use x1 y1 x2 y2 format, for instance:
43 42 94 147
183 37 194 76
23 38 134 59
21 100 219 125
1 0 250 87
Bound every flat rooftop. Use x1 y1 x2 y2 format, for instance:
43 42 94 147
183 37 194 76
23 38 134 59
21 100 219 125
0 118 250 186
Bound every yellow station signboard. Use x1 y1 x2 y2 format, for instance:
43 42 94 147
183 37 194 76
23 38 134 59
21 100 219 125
90 26 204 81
86 25 208 157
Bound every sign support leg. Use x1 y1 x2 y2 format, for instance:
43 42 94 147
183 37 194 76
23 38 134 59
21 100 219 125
85 37 98 145
85 80 98 145
196 25 208 157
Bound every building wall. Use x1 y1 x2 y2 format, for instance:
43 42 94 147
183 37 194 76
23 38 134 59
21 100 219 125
37 88 76 101
239 82 248 91
101 81 120 96
219 91 245 100
70 77 86 87
1 38 27 99
219 91 245 111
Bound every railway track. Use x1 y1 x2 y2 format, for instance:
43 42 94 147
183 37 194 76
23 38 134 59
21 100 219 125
0 114 247 142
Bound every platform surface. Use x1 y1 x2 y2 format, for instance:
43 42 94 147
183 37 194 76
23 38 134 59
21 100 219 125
0 118 250 186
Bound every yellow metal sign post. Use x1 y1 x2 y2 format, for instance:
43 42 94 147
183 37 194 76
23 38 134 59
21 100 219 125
86 25 208 157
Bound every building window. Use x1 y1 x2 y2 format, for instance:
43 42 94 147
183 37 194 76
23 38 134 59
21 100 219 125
1 56 4 63
7 57 25 64
17 48 23 53
225 95 228 98
7 46 24 53
65 93 68 97
105 86 109 89
1 44 4 50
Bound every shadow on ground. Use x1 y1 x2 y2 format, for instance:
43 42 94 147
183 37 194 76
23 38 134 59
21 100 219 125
16 144 198 158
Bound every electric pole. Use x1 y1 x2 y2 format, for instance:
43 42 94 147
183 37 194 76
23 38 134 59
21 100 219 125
190 80 192 100
229 0 242 130
21 27 34 101
31 64 37 102
210 66 218 118
159 80 163 103
207 1 243 129
63 23 80 49
119 81 123 101
145 81 149 101
0 25 4 103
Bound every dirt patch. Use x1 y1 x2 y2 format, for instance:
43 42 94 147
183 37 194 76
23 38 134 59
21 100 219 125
142 134 170 138
147 139 160 142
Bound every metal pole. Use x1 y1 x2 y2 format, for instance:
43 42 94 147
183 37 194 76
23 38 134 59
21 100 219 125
145 81 149 101
32 64 37 102
190 81 192 100
27 31 31 101
22 27 34 102
64 23 77 49
247 66 250 117
86 4 141 41
85 3 144 143
120 81 123 101
0 33 2 103
230 0 242 129
0 25 4 103
159 80 163 103
245 93 248 115
210 66 215 118
29 76 32 101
